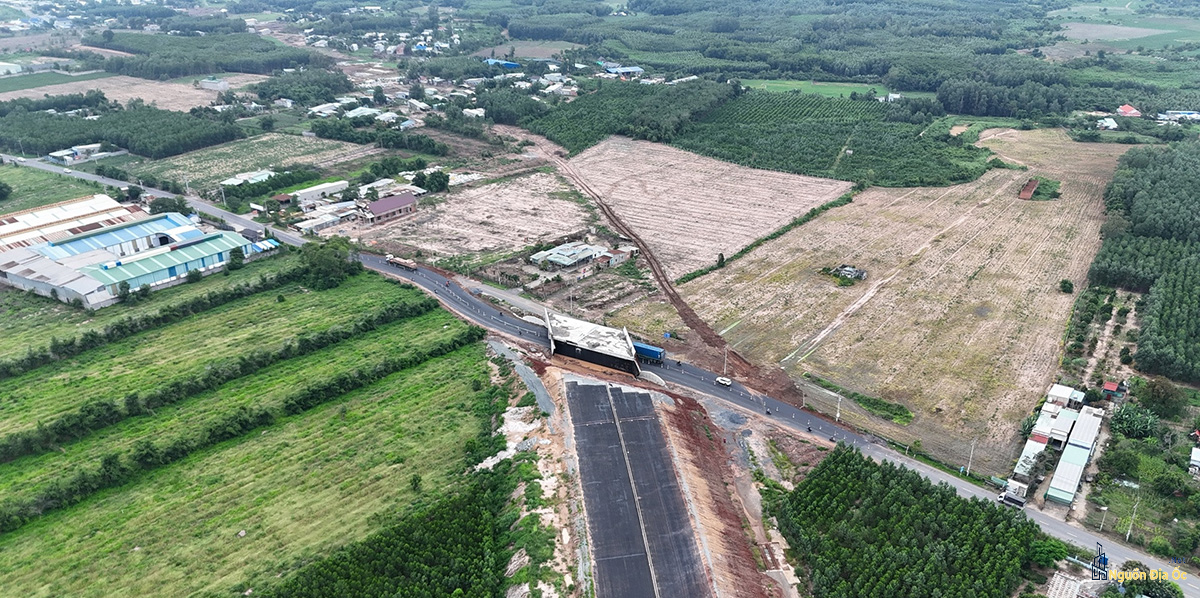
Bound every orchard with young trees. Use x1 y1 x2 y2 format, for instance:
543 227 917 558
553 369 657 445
1089 142 1200 382
765 445 1042 598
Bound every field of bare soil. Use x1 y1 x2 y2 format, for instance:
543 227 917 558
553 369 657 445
647 129 1128 475
0 75 264 111
568 137 853 279
356 172 595 258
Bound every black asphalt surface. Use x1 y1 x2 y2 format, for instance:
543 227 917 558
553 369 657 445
363 241 1200 598
612 387 711 598
567 381 656 598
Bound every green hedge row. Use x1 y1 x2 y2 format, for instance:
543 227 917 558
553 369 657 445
0 288 438 464
676 192 856 285
0 265 308 381
0 325 485 535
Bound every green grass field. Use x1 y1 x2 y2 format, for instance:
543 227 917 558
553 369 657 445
0 310 465 504
0 71 114 94
127 133 360 187
0 273 414 437
0 343 488 597
0 254 299 361
742 79 892 97
0 164 104 215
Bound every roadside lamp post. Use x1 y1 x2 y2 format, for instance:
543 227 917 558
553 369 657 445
1127 496 1140 542
1099 506 1109 532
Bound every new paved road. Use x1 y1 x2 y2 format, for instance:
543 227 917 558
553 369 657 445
360 254 1200 597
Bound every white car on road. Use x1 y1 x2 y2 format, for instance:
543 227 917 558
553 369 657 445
62 169 72 174
715 376 732 387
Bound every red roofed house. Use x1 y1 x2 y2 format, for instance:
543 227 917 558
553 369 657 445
1117 104 1142 117
1102 380 1126 400
366 192 417 224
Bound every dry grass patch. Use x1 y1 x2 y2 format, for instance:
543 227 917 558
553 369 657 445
358 171 594 257
127 134 371 187
0 75 229 112
670 129 1128 474
568 137 853 279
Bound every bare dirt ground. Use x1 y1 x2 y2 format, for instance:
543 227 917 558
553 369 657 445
356 172 594 257
1061 22 1164 40
73 44 135 57
0 75 231 111
568 137 853 280
635 128 1130 475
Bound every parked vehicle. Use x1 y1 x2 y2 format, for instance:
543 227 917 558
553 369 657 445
715 376 732 387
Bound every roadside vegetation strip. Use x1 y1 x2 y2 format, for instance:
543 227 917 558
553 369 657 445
0 273 410 435
802 373 914 425
0 253 299 361
675 191 858 285
0 287 439 463
0 324 485 535
0 263 310 382
0 312 465 497
0 345 496 597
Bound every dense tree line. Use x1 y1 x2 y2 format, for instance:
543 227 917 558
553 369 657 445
224 169 321 200
93 164 185 195
0 106 243 159
252 70 356 107
523 80 738 151
83 32 331 80
0 265 308 385
266 458 515 598
0 90 111 117
473 89 549 125
1089 142 1200 382
766 445 1042 598
309 119 450 155
0 273 433 464
0 322 484 535
161 16 250 35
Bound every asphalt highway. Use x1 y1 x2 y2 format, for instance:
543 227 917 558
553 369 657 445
15 157 1183 591
361 254 1199 596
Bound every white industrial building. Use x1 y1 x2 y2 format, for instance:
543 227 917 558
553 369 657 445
290 181 349 204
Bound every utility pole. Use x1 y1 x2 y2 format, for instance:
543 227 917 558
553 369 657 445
219 186 228 209
966 438 977 477
1099 506 1109 532
722 346 728 376
183 175 190 196
17 139 24 156
1127 496 1140 542
836 395 842 423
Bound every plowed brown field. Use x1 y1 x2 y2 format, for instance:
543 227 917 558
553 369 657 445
654 129 1128 474
568 137 852 280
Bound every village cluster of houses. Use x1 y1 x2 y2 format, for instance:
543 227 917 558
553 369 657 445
305 26 459 56
1004 381 1126 507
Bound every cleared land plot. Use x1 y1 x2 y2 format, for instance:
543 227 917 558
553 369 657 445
742 79 893 97
0 272 411 437
0 71 115 94
673 129 1128 475
569 137 853 279
0 254 297 361
0 75 223 112
127 133 372 187
472 40 581 59
0 343 487 597
567 379 710 598
358 171 594 256
0 163 101 215
1061 22 1165 40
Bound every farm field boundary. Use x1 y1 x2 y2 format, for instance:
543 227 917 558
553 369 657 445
0 324 483 534
0 287 438 464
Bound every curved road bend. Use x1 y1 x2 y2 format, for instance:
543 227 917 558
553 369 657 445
10 158 1187 591
361 254 1197 595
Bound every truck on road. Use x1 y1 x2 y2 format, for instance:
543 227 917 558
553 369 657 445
633 341 665 364
385 254 419 272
